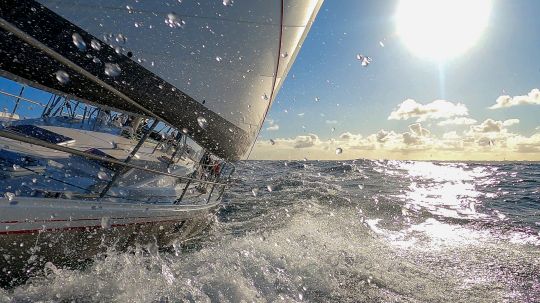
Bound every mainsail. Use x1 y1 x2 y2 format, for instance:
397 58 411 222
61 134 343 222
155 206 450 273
0 0 323 160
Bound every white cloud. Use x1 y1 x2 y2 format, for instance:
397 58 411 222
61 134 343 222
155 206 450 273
442 131 460 140
293 133 320 148
469 119 503 133
502 119 519 127
515 134 540 153
438 117 477 126
408 123 430 137
325 120 338 124
489 89 540 109
388 99 469 122
265 119 279 131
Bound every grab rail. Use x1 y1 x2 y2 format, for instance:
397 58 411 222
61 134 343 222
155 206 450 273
0 129 226 187
0 89 46 107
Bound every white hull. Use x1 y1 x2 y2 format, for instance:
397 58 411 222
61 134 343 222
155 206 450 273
0 196 219 235
0 197 220 286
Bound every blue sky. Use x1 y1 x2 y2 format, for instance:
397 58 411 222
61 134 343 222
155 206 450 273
1 0 539 160
263 0 539 137
252 0 540 160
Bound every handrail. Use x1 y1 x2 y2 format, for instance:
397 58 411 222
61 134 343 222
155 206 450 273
0 129 226 186
0 89 46 107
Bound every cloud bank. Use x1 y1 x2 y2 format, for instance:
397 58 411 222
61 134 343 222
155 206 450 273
253 118 539 161
388 99 468 122
490 89 540 109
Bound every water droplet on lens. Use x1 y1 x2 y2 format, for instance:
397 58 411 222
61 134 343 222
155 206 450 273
281 52 288 58
165 13 186 28
97 171 109 180
315 97 320 102
101 217 111 229
55 70 70 84
126 5 134 14
4 192 15 201
223 0 234 6
356 53 372 67
72 33 86 51
215 56 222 62
197 116 208 129
90 39 101 50
115 33 127 44
335 147 343 155
104 63 121 77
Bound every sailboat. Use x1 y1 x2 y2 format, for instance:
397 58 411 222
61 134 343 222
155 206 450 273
0 0 323 284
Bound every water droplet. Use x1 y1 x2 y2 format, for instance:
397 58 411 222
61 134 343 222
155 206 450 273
335 147 343 155
72 33 86 51
55 70 70 84
251 188 258 197
101 217 111 229
104 63 121 77
281 52 288 58
4 192 15 201
222 0 234 6
90 39 101 51
266 185 273 192
97 171 109 180
358 184 364 190
356 54 372 67
379 41 385 47
165 13 186 28
115 33 127 44
197 116 208 129
331 127 335 132
270 139 275 145
126 5 134 14
314 97 320 102
215 56 222 62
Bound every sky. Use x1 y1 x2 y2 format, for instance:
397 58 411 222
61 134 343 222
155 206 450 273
0 0 538 161
251 0 540 161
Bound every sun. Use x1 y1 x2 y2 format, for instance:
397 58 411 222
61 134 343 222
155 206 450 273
396 0 492 61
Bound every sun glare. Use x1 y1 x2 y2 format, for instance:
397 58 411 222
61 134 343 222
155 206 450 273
396 0 492 61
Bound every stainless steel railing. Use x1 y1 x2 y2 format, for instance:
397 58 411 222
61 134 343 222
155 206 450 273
0 129 231 204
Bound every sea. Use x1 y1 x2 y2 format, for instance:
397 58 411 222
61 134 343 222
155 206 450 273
1 160 540 302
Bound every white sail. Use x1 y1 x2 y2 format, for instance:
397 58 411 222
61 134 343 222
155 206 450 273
0 0 323 159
